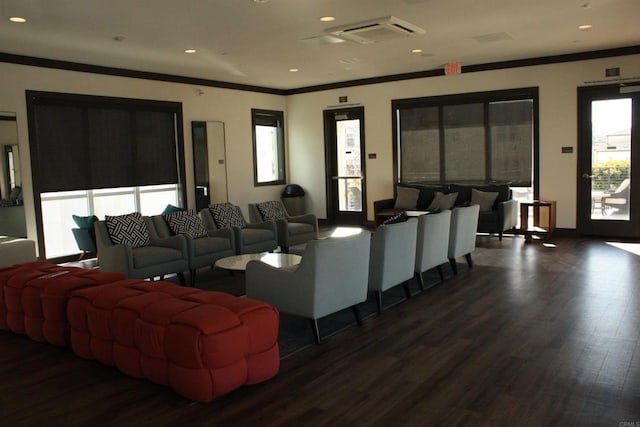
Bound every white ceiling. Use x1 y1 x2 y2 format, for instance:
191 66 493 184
0 0 638 91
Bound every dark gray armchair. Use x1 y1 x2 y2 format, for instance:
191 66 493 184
149 213 235 286
248 200 318 252
94 214 188 283
199 203 278 254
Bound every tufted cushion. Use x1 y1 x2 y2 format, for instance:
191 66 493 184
394 186 420 210
428 192 458 211
209 203 246 229
257 201 287 221
471 188 499 212
164 210 208 239
105 212 151 248
67 279 279 402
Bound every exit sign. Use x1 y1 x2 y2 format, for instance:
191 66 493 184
445 63 462 75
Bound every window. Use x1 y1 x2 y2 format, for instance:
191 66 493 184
252 109 285 185
393 88 538 189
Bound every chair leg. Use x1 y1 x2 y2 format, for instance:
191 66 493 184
376 291 383 314
465 253 473 268
176 272 186 286
403 281 412 299
352 305 363 326
190 269 196 287
436 265 444 281
415 271 426 292
449 258 458 275
310 319 321 344
499 231 503 241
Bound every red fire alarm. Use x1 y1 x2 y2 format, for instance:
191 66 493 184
445 63 462 75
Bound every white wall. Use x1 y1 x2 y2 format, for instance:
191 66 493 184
287 54 640 228
0 62 286 250
1 53 639 254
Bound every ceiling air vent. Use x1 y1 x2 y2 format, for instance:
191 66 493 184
327 16 425 44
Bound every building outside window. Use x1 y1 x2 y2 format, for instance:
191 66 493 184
252 109 285 186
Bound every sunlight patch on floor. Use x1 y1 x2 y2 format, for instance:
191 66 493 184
606 241 640 256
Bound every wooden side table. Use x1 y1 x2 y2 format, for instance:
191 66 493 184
519 200 556 242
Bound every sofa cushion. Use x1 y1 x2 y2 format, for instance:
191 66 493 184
257 201 287 221
471 188 499 212
72 214 98 230
394 186 420 210
287 222 314 236
241 228 275 245
192 236 233 257
132 246 184 269
450 184 510 205
428 192 458 211
105 212 150 248
162 204 186 215
164 210 208 239
209 203 246 229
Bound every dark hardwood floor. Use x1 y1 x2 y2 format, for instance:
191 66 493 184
2 233 640 425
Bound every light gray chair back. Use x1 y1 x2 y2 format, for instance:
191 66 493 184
448 204 480 274
414 210 451 290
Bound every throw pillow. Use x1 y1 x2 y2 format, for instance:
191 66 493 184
161 204 186 215
105 212 150 248
428 192 458 211
471 188 499 212
164 210 208 239
394 186 420 210
209 203 247 229
72 214 98 229
257 201 287 221
382 211 409 225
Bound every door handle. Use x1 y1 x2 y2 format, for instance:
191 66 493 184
582 173 594 179
331 176 365 180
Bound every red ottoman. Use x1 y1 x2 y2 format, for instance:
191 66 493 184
67 279 279 402
0 261 125 345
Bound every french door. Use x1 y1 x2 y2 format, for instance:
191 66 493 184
577 84 640 237
324 107 367 225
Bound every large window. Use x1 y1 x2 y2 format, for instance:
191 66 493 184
393 88 538 190
252 109 285 186
26 91 186 259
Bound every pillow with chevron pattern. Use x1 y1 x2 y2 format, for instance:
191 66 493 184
164 210 208 239
257 201 286 221
105 212 151 248
209 203 246 229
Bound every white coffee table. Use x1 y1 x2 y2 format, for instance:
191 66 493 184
214 252 301 272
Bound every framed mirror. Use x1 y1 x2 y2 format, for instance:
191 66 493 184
0 112 26 236
192 121 228 211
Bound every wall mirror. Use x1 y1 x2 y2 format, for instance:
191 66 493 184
191 121 228 211
0 112 26 236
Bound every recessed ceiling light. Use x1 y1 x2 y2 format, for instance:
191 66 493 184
9 17 27 23
411 49 423 54
578 24 593 30
289 68 299 72
185 49 197 54
253 0 269 3
320 16 335 22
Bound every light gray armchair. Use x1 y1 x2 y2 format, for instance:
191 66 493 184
199 203 277 254
245 230 371 344
368 218 418 313
148 213 235 286
95 214 188 283
414 210 452 291
448 204 480 274
248 200 318 252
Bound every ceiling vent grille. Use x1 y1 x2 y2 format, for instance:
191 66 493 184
327 16 426 44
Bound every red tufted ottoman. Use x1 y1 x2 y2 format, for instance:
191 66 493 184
67 279 279 402
0 261 125 345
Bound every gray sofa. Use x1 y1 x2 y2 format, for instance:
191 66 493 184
374 183 518 240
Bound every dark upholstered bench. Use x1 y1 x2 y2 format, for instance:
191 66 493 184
67 279 279 402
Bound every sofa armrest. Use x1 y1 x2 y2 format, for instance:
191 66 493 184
374 198 395 215
497 199 518 231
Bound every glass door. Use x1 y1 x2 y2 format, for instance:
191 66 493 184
578 84 639 237
324 107 366 225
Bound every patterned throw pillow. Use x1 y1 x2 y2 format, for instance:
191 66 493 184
105 212 151 248
209 203 247 229
257 201 287 221
164 210 208 239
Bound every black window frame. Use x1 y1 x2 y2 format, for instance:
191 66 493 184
392 87 539 195
251 108 286 186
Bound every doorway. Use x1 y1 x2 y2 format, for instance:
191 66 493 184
577 84 639 237
324 107 366 225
